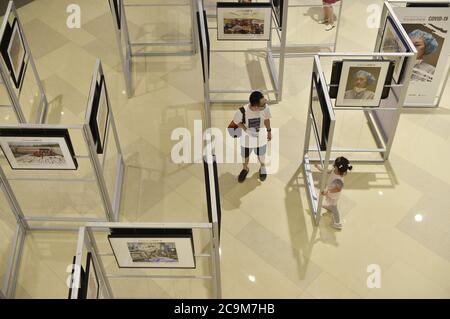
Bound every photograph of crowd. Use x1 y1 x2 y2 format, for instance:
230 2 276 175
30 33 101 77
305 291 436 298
217 3 272 40
127 242 179 263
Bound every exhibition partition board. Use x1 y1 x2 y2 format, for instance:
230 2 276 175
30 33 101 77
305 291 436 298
108 0 197 98
70 222 222 299
0 60 124 298
372 1 417 157
0 168 27 298
108 0 132 97
0 1 48 123
0 60 124 228
390 0 450 107
197 0 288 104
303 55 336 224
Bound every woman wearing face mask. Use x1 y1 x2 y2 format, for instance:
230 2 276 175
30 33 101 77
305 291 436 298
344 70 376 100
408 29 439 82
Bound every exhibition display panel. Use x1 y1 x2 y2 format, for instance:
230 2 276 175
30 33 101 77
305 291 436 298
108 0 197 97
304 2 416 164
0 167 26 298
0 60 125 298
0 60 124 227
69 151 222 299
388 0 450 107
303 55 336 224
198 0 288 104
303 2 416 222
0 1 48 123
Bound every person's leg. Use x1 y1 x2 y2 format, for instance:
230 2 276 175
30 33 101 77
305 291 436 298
323 4 335 30
327 6 334 24
323 5 331 24
238 147 250 183
329 205 342 229
257 145 267 181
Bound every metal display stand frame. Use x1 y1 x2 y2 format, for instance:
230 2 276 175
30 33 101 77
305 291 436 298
198 0 289 104
308 1 416 163
69 148 222 299
0 1 48 123
69 221 221 299
304 4 415 223
0 169 27 298
303 56 335 225
387 0 450 108
109 0 197 97
0 60 125 298
273 0 343 56
0 61 124 228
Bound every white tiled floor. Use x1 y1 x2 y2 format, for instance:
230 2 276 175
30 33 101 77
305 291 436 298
0 0 449 298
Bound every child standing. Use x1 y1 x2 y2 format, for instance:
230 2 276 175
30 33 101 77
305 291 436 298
318 157 352 230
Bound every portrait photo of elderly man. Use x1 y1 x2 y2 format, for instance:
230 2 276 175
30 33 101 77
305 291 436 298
344 70 377 100
407 29 440 82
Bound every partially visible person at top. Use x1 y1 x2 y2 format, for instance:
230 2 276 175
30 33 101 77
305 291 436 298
320 0 339 31
316 157 352 230
408 29 439 82
232 91 272 183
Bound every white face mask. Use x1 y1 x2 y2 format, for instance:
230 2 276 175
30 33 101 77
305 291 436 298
354 87 366 93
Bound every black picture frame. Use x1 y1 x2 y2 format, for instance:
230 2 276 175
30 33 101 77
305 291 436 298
83 252 100 299
67 256 86 299
109 0 122 30
108 228 196 269
196 10 210 82
203 156 222 241
0 18 27 90
0 128 78 170
311 74 331 152
329 60 395 99
272 0 284 28
406 2 449 7
216 2 273 41
89 75 110 154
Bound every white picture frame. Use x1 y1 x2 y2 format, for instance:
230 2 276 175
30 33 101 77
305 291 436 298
108 229 196 269
217 2 272 41
0 129 78 170
336 60 390 107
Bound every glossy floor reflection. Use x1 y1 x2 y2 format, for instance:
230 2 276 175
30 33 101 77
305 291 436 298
1 0 449 298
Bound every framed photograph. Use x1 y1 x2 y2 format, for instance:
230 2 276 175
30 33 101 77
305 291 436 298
380 16 408 83
217 2 272 41
395 5 450 105
335 60 391 107
89 75 110 154
0 18 27 89
272 0 284 28
311 74 330 151
108 228 196 269
0 128 78 170
196 10 210 82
